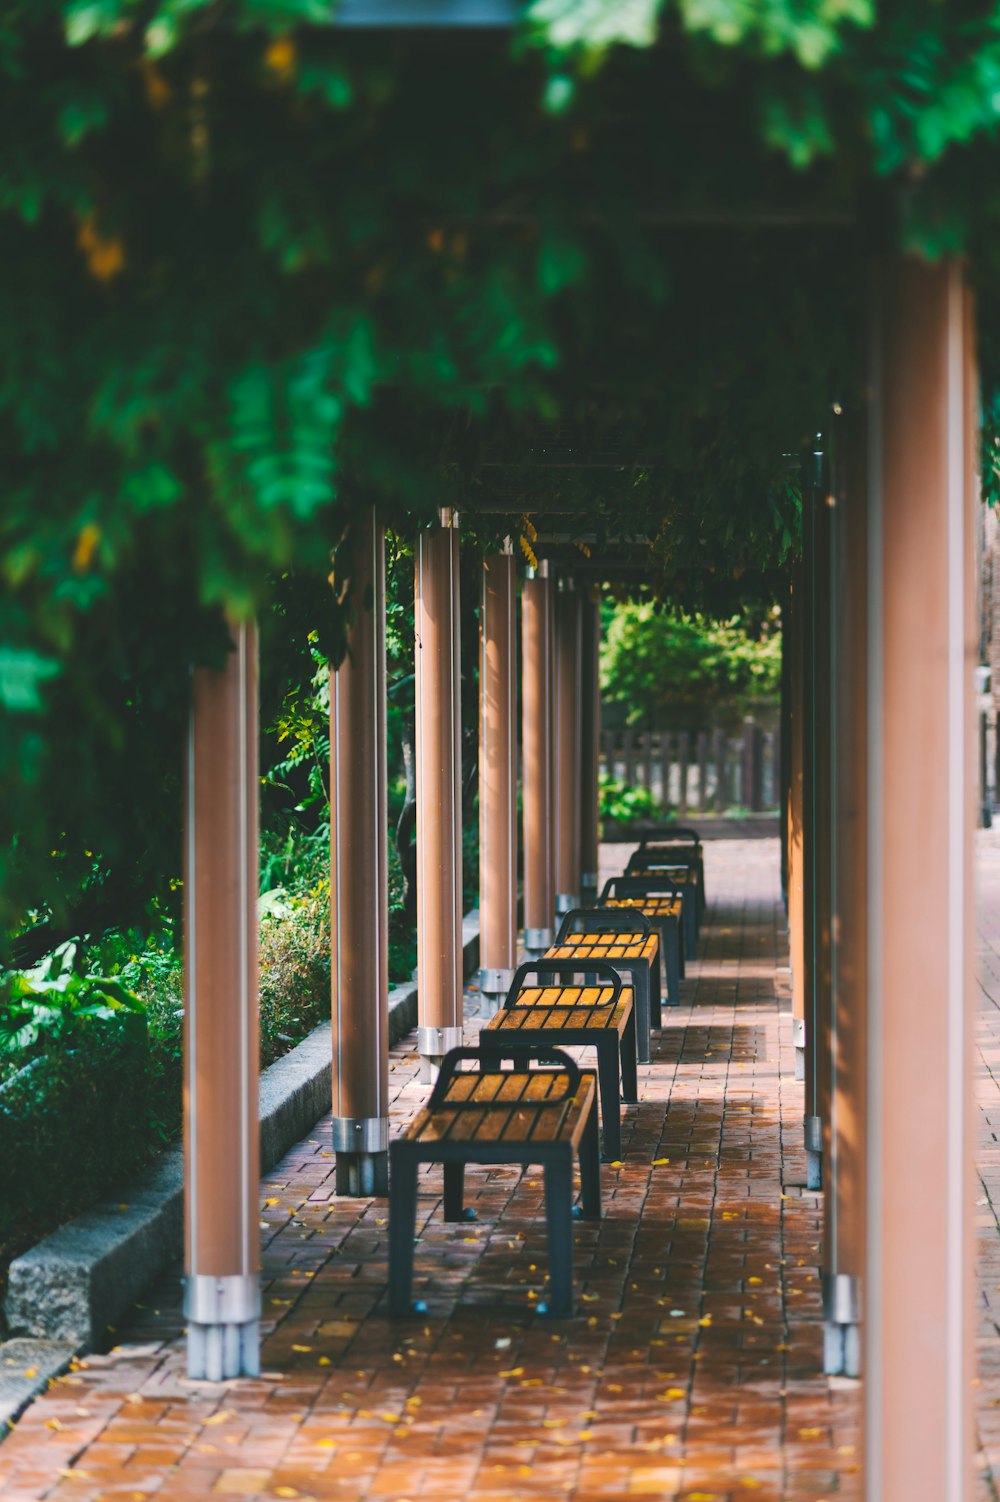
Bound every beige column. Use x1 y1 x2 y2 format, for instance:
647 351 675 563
479 544 518 1011
330 510 389 1195
522 563 555 950
554 581 582 916
580 587 602 901
183 620 260 1381
788 554 807 1082
823 411 867 1377
415 509 463 1080
865 258 975 1502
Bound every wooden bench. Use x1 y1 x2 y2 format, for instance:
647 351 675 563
544 907 662 1063
388 1046 600 1318
635 827 706 912
481 960 638 1161
619 856 701 954
599 878 685 1005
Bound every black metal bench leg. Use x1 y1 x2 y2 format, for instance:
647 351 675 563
635 964 651 1064
683 889 697 956
578 1099 601 1220
651 948 664 1029
388 1147 419 1317
665 920 682 998
620 1011 639 1105
595 1038 622 1162
541 1150 574 1317
444 1162 472 1222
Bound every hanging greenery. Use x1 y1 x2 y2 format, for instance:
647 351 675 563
3 0 1000 938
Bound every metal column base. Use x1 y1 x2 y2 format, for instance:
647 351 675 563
822 1273 861 1377
804 1115 822 1190
335 1150 389 1197
418 1024 463 1084
555 892 580 916
581 873 598 901
792 1016 806 1081
185 1274 260 1381
524 926 553 956
187 1319 260 1381
479 967 514 1017
823 1320 861 1377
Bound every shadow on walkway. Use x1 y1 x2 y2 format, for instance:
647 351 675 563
0 837 866 1502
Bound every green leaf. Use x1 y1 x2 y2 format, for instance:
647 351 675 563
0 648 61 712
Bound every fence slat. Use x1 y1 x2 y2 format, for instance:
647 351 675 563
677 732 689 815
622 728 636 785
713 730 727 812
659 732 672 809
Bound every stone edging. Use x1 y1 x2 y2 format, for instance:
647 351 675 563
0 911 481 1430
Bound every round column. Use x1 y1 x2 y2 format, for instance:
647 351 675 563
415 509 464 1080
522 563 554 951
330 509 389 1196
479 544 518 1012
579 587 601 903
183 620 260 1381
553 581 582 915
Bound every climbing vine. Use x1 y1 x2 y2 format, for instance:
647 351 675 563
4 0 1000 936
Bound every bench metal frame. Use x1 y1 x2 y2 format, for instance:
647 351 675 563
388 1046 601 1319
481 959 638 1160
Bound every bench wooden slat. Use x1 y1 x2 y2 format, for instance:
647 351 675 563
407 1072 596 1149
513 983 634 1009
486 1000 630 1037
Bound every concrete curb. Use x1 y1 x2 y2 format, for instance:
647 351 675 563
0 1339 77 1431
1 911 482 1402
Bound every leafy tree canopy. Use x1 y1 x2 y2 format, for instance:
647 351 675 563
600 599 782 729
4 0 1000 936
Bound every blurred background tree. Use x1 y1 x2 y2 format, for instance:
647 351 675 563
601 601 782 733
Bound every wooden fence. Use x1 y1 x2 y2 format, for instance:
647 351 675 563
600 717 779 814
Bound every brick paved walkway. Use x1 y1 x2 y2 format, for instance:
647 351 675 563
5 829 998 1501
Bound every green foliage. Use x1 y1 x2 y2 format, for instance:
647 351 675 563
0 941 145 1060
258 888 331 1066
599 776 666 827
601 601 782 727
3 0 1000 941
0 1020 152 1273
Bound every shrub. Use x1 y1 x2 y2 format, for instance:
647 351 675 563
599 776 666 829
258 888 331 1068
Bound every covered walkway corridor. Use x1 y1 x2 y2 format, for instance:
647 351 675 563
0 832 902 1502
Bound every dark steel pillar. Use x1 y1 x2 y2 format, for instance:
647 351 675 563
553 581 582 917
822 412 866 1377
522 564 555 951
788 555 806 1081
579 587 601 902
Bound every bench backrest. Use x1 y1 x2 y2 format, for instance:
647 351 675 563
600 874 682 901
554 906 652 943
638 826 701 849
428 1045 580 1109
503 957 624 1009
